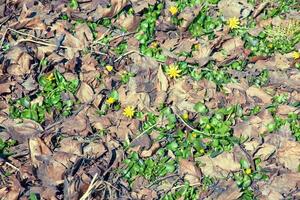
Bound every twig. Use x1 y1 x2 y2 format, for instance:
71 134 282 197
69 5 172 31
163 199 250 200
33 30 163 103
7 28 49 42
16 38 73 49
146 173 178 188
238 144 256 171
127 123 158 147
110 31 137 42
5 161 19 172
114 50 140 63
80 173 102 200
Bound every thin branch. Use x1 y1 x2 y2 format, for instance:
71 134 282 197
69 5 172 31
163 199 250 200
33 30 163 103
114 50 140 63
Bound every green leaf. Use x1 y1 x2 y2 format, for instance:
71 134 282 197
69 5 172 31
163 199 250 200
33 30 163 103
29 193 38 200
194 102 208 114
110 90 119 100
240 159 250 169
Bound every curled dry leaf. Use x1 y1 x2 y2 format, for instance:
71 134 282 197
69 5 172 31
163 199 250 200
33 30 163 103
179 159 202 185
29 137 52 167
140 142 160 158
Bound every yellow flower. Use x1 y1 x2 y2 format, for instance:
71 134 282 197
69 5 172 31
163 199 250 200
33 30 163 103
123 106 135 118
106 97 116 105
169 6 178 15
182 112 189 120
191 132 197 138
150 41 158 48
199 149 205 154
293 51 300 59
228 17 240 29
46 73 55 81
106 65 113 72
245 168 252 175
166 64 181 79
194 44 201 50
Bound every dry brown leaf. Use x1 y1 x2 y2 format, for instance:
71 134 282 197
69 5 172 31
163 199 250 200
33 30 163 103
115 14 140 32
198 153 240 178
179 159 201 185
76 82 94 103
61 112 90 136
83 142 107 158
260 172 300 199
29 137 52 167
254 143 276 161
58 138 83 156
277 140 300 172
246 86 272 104
140 142 160 158
2 118 43 142
93 0 127 20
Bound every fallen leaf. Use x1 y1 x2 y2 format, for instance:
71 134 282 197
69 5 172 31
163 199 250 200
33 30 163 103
76 82 94 103
277 140 300 172
179 159 201 185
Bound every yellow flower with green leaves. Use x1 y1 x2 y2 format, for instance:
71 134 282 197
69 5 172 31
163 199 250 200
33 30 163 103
123 106 135 118
166 64 181 79
228 17 240 29
245 168 252 175
293 51 300 59
169 6 178 15
106 97 116 105
46 73 55 81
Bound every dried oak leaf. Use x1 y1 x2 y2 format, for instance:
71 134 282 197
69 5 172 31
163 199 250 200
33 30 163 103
6 47 32 76
61 111 90 136
115 13 140 32
179 159 202 185
2 118 43 142
277 140 300 172
260 172 300 199
246 86 272 105
37 152 79 186
92 0 127 20
29 137 52 168
198 153 240 178
76 82 94 103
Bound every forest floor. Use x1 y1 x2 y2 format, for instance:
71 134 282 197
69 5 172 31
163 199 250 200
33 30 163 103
0 0 300 199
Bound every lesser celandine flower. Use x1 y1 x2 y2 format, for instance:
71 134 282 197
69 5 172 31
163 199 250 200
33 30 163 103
293 51 300 59
46 73 55 81
106 65 113 72
245 168 252 175
106 97 116 105
228 17 240 29
169 6 178 15
123 106 135 118
166 64 181 79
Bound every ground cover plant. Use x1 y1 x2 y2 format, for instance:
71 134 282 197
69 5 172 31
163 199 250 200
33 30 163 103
0 0 299 199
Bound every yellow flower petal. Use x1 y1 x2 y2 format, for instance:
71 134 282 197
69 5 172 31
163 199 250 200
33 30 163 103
166 64 181 79
106 97 116 105
228 17 240 29
169 6 178 15
123 106 135 118
245 168 252 175
106 65 113 72
293 51 300 59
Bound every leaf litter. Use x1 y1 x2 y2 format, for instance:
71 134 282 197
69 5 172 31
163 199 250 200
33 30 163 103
0 0 299 199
